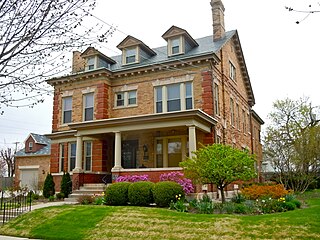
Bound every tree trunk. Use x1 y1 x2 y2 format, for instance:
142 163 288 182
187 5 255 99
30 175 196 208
218 185 225 203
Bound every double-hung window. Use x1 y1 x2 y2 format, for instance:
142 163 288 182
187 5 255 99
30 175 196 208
167 84 181 112
171 38 180 55
87 57 95 70
214 83 220 116
155 82 193 113
63 97 72 124
69 142 76 171
128 91 137 105
229 61 236 81
116 93 125 107
59 144 65 172
84 93 94 121
125 48 136 64
28 142 33 151
230 98 235 126
115 90 137 108
84 141 92 171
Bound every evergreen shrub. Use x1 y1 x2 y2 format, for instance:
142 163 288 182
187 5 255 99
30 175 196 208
60 172 72 198
153 181 184 207
128 181 155 206
105 182 131 206
43 173 55 198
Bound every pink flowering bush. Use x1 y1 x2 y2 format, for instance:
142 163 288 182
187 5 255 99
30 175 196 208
159 172 194 195
115 174 149 183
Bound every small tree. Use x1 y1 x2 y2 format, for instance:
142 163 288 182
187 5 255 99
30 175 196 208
180 144 256 203
0 148 15 177
43 173 55 198
60 172 72 198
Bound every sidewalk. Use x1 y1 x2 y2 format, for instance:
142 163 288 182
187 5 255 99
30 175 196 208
0 200 77 240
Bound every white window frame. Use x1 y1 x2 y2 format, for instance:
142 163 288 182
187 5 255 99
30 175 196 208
28 142 33 151
62 96 72 124
124 47 138 64
154 82 193 113
86 56 97 71
168 36 184 56
68 142 76 172
229 61 236 81
84 141 92 172
83 93 94 121
115 90 137 108
59 143 65 172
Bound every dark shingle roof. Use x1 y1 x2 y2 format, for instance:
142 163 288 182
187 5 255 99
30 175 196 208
15 134 51 157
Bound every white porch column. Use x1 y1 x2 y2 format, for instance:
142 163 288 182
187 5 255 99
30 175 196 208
74 135 83 172
112 131 123 171
163 138 168 168
188 125 197 157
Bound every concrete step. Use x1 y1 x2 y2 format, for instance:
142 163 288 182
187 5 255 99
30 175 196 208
83 183 106 189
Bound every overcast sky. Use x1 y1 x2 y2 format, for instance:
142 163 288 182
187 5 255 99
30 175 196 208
0 0 319 149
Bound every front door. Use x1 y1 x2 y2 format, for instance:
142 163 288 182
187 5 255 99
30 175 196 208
122 140 138 169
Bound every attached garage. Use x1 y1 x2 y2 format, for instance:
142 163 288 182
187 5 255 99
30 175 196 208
19 167 39 190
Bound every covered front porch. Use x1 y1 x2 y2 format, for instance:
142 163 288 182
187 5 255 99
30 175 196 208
68 109 216 185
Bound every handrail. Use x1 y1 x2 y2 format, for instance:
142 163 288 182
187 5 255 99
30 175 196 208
1 191 32 225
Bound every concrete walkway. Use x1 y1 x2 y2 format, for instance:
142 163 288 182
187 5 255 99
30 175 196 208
0 200 77 240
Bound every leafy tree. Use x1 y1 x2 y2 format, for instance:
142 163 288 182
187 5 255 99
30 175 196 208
180 144 256 203
0 0 114 111
264 97 320 192
60 172 72 198
0 148 15 177
43 173 55 198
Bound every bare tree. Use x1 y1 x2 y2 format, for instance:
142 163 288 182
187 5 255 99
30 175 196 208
0 156 6 177
0 0 115 112
0 148 15 177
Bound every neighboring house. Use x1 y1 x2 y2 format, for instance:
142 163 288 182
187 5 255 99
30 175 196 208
46 0 264 192
15 133 51 191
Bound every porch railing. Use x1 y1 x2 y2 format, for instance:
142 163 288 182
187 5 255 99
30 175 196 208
0 190 32 225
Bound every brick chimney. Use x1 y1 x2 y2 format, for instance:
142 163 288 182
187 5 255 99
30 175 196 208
72 51 85 73
211 0 225 41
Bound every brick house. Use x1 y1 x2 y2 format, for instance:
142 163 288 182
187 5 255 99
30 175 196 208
15 133 51 191
46 0 264 192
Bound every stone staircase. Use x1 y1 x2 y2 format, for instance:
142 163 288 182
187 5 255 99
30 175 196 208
64 183 107 202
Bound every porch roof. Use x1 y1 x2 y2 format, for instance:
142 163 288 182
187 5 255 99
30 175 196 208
67 109 216 136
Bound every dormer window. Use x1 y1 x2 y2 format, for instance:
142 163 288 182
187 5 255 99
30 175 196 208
125 47 137 64
171 38 181 55
87 57 95 70
28 142 33 151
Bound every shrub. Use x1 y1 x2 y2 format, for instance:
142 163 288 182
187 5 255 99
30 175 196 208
56 192 65 200
48 195 55 202
128 181 155 206
290 199 302 208
241 184 289 200
283 201 296 211
77 195 94 205
105 182 131 206
159 172 194 195
153 181 184 207
60 172 72 198
231 193 246 204
43 173 55 198
115 174 149 182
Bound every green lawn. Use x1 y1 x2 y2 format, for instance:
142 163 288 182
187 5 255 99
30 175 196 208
0 190 319 240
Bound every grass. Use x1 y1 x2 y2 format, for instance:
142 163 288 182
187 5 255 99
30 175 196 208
0 190 319 240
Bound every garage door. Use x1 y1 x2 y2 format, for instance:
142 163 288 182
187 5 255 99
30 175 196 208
20 169 39 191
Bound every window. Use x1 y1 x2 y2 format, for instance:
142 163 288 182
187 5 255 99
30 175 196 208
155 82 193 113
69 143 76 171
167 84 181 112
116 93 124 107
236 103 240 129
214 83 220 116
59 144 65 172
115 90 137 108
155 136 188 168
155 87 163 113
87 57 95 70
185 82 193 110
84 141 92 171
63 97 72 124
171 38 180 55
28 142 33 151
229 61 236 81
242 110 246 132
125 48 136 64
230 98 235 126
84 93 94 121
128 91 137 105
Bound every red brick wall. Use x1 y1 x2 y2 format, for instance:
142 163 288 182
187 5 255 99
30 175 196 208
201 71 213 116
95 83 109 119
50 143 59 173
